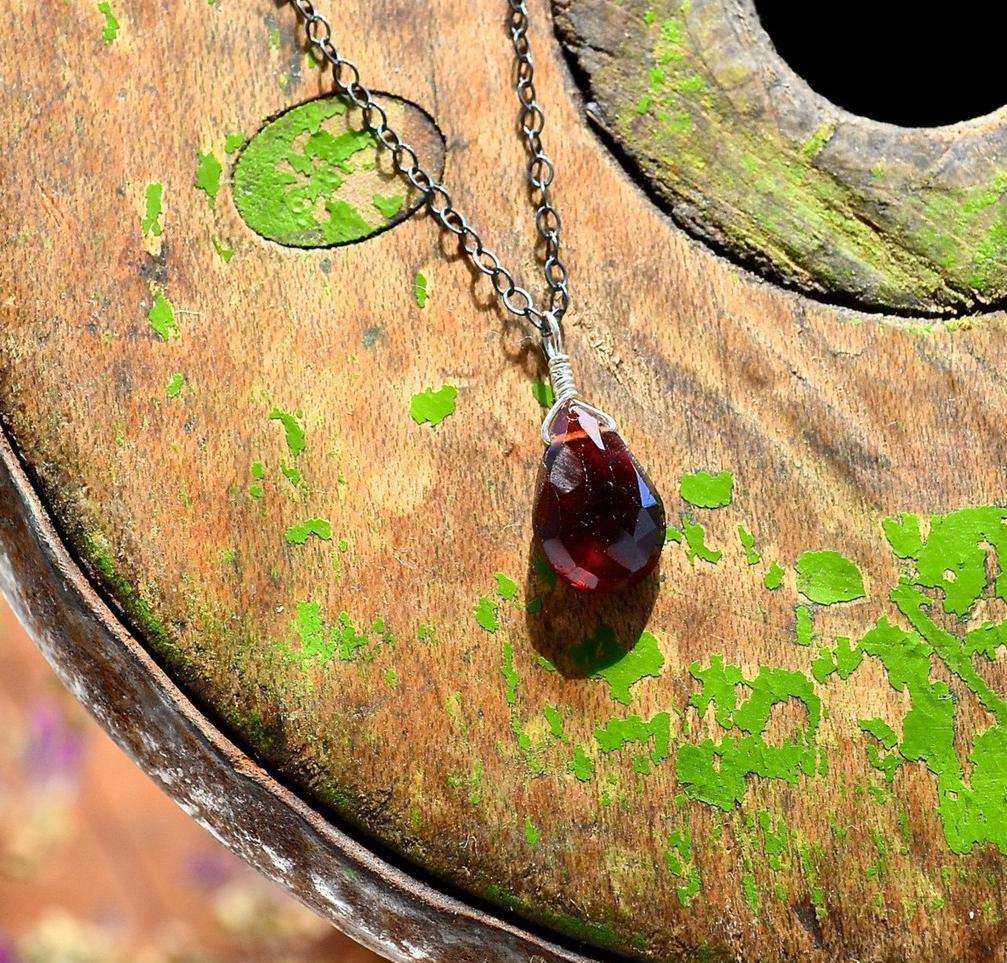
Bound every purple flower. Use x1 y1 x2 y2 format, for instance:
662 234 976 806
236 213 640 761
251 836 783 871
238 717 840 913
23 700 84 786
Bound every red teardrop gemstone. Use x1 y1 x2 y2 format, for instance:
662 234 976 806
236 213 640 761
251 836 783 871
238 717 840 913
533 401 666 592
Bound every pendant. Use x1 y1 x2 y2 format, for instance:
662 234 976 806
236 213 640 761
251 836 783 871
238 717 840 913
532 316 666 592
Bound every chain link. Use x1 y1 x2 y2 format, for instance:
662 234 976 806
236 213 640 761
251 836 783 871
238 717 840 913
286 0 568 334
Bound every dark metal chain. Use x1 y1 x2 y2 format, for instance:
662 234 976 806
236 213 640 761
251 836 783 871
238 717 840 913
286 0 570 334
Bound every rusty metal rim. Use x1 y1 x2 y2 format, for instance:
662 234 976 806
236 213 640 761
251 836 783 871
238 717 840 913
0 421 605 963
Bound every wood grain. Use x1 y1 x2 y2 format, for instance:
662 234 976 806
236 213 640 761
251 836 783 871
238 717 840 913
3 1 1007 961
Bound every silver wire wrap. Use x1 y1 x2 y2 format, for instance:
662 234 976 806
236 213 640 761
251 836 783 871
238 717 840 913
539 313 617 445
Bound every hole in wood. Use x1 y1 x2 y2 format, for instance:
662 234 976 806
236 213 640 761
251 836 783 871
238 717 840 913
754 0 1007 127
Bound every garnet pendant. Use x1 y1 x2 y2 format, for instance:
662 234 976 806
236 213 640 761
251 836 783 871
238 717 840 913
533 400 666 592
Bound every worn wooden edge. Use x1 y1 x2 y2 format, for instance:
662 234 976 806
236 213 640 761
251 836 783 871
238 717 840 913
0 421 604 963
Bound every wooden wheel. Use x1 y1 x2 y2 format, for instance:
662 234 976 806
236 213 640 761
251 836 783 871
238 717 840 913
3 1 1007 960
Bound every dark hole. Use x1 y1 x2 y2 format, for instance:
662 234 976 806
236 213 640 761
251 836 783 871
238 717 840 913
754 0 1007 127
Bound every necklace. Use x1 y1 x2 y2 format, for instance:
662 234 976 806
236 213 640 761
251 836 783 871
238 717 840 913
286 0 667 592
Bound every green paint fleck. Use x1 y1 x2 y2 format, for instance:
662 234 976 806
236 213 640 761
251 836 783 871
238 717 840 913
249 461 265 499
795 550 866 605
113 416 126 448
762 561 785 590
495 573 519 601
224 132 246 154
677 657 821 810
97 1 119 43
232 99 392 246
882 513 923 559
373 193 405 219
742 872 760 915
195 150 223 208
543 704 565 740
141 183 163 237
679 469 734 508
285 518 332 545
212 236 235 262
501 641 520 705
280 461 303 487
571 626 665 705
665 525 683 543
665 829 701 906
795 605 814 647
531 379 555 408
595 712 671 765
570 744 595 781
535 654 556 672
475 596 499 633
410 385 457 426
279 600 389 667
383 667 398 688
414 271 429 308
269 407 306 457
683 519 722 564
148 287 178 340
523 816 541 848
165 373 184 398
738 524 761 565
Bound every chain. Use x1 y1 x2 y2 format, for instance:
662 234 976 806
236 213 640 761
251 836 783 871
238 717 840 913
286 0 570 335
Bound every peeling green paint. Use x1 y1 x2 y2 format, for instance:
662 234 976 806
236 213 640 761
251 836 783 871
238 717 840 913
795 550 865 605
531 379 555 408
148 287 177 340
524 816 541 847
679 470 733 508
279 600 390 667
475 596 499 633
224 132 246 154
269 407 306 457
141 183 163 237
762 561 785 590
571 627 665 705
543 704 565 740
212 236 235 262
501 641 521 705
97 1 119 43
795 605 814 647
682 519 721 564
495 573 519 601
414 271 429 308
373 193 405 219
679 657 821 810
738 524 761 565
595 712 671 767
232 98 419 247
570 744 595 781
665 828 702 907
195 150 223 208
285 517 332 545
165 372 184 398
410 385 457 426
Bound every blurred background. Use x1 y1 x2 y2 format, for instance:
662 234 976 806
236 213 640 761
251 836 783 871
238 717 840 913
0 593 383 963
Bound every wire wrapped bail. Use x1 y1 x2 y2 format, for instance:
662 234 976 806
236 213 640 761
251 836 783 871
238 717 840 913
539 311 617 444
542 309 577 406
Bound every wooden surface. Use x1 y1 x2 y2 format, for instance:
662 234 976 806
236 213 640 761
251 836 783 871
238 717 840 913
3 1 1007 961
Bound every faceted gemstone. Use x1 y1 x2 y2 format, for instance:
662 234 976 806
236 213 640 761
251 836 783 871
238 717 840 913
533 401 666 592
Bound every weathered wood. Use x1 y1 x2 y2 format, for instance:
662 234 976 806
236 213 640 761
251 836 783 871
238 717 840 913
0 431 588 963
554 0 1007 316
4 0 1007 961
